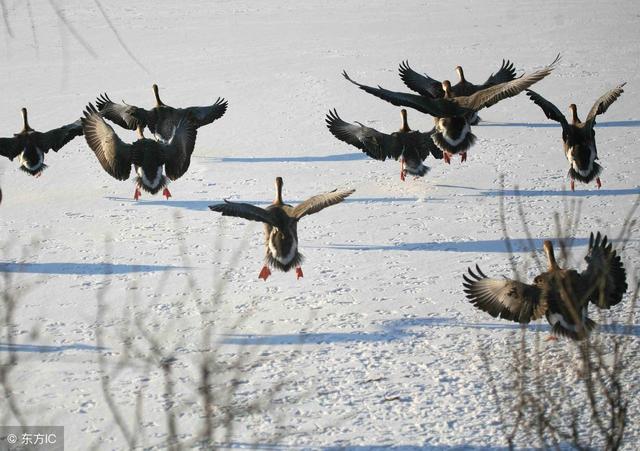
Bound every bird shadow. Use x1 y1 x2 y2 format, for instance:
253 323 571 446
0 262 188 275
106 196 429 211
0 342 107 353
222 316 640 346
478 120 640 128
435 184 640 198
313 237 590 253
201 152 368 164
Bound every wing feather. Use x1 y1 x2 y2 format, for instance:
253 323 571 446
208 200 276 225
81 103 132 180
292 188 355 219
581 232 627 309
463 265 546 323
585 84 625 127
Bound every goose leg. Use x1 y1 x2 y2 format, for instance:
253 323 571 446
35 172 42 178
400 158 406 181
295 266 304 279
258 265 271 281
570 179 575 191
163 187 172 199
596 177 602 189
134 185 142 200
545 335 558 342
460 152 467 163
443 152 451 165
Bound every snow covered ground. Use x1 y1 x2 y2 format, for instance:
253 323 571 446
1 0 639 449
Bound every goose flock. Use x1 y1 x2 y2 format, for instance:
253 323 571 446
0 55 630 340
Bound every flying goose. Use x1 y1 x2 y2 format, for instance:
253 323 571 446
0 108 83 176
525 84 625 190
399 59 518 124
81 103 197 200
209 177 355 281
463 232 627 340
343 55 558 163
325 108 443 180
95 84 227 142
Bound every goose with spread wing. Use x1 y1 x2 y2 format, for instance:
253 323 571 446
0 108 83 176
95 84 227 143
399 59 518 124
326 108 442 181
463 232 627 340
343 55 558 163
209 177 355 281
81 103 197 200
526 84 625 191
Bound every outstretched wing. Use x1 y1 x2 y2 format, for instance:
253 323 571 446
209 200 276 225
342 71 470 118
479 59 519 89
162 118 198 181
35 119 84 152
463 265 546 323
292 188 355 220
581 232 627 309
0 136 23 160
525 89 569 129
398 61 443 98
457 56 558 111
585 83 626 128
95 93 144 131
81 103 132 180
184 97 228 127
325 109 402 161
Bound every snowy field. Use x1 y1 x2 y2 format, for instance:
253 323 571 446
1 1 640 449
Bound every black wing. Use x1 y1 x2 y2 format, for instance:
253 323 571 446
463 265 546 323
325 109 402 161
95 93 143 131
581 232 627 309
342 71 470 118
0 136 23 160
398 61 443 98
479 59 519 89
163 117 198 181
35 119 84 152
209 200 276 226
81 103 132 180
585 84 625 129
184 98 228 128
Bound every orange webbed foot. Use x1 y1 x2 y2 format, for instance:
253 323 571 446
258 266 271 281
134 187 142 200
596 177 602 189
163 187 172 199
295 267 304 279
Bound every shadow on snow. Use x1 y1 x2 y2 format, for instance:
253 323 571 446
0 262 187 275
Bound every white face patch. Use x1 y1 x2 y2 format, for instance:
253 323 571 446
268 229 298 264
136 166 163 188
19 148 43 171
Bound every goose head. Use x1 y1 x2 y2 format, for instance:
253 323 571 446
399 109 411 132
568 104 580 124
455 66 466 83
274 176 284 205
20 107 34 133
152 84 165 107
543 240 560 271
441 80 453 98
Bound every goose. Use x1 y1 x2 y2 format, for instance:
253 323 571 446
342 55 558 163
0 108 83 176
399 59 518 124
95 83 227 142
462 232 627 340
81 103 197 200
525 84 625 191
209 177 355 281
325 108 443 180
